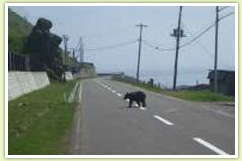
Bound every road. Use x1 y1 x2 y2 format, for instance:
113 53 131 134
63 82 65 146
69 77 235 155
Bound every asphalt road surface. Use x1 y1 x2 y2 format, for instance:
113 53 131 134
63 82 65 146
70 77 235 155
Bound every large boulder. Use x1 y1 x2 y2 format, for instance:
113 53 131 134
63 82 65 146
34 18 52 31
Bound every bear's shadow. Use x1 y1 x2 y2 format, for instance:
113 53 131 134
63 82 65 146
117 106 141 110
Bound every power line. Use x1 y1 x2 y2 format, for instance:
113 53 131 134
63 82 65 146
180 11 234 49
219 12 235 21
182 20 231 69
142 39 175 51
83 9 234 54
142 40 158 49
141 11 234 53
182 21 214 60
85 40 137 51
143 22 216 52
82 27 134 39
219 6 230 12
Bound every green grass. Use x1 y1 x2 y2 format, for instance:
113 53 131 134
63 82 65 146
112 76 163 93
8 80 79 155
8 8 32 52
112 76 234 102
162 90 235 102
135 82 163 93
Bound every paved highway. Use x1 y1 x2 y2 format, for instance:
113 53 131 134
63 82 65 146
70 77 235 155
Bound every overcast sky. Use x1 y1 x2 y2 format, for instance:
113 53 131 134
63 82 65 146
9 4 236 85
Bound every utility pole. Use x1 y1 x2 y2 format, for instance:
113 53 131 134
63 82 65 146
214 6 219 93
63 35 69 66
79 37 84 64
171 6 184 91
135 23 147 83
72 48 75 59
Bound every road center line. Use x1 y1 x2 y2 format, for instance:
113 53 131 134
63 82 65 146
117 93 122 97
154 115 174 126
134 104 147 110
140 106 147 110
96 81 121 96
193 137 229 155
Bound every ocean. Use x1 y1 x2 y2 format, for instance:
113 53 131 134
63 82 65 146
127 69 210 89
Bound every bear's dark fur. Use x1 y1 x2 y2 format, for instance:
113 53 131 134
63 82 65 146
124 91 146 108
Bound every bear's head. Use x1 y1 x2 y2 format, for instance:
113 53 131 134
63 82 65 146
123 92 131 100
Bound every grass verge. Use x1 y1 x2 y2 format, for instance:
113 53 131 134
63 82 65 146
112 76 234 102
162 90 234 102
112 76 163 93
8 80 78 155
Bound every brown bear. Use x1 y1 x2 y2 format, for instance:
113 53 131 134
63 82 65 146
123 91 146 108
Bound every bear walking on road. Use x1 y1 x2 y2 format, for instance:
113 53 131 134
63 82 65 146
123 91 146 108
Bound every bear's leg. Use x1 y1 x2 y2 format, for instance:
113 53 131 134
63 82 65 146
142 99 146 107
136 101 140 107
129 100 133 108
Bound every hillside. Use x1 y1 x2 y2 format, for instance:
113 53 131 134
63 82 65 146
8 8 33 52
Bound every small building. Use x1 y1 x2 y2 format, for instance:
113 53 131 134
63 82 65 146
207 70 235 96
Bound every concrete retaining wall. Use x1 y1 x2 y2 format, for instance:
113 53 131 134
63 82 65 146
8 71 50 101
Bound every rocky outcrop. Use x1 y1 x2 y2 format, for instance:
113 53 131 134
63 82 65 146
79 62 97 78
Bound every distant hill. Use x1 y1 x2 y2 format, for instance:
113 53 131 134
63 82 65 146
8 8 33 52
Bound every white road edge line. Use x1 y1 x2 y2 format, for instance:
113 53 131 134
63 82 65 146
75 116 81 151
75 81 82 152
193 137 229 155
154 115 174 126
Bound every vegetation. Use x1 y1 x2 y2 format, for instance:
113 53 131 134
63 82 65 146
8 9 80 81
112 75 234 102
8 80 79 155
112 75 163 93
135 81 163 93
162 90 235 102
8 8 32 52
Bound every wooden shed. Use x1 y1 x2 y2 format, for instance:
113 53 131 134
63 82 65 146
207 70 235 96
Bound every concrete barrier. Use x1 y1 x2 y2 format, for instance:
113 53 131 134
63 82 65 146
65 71 73 81
8 71 50 101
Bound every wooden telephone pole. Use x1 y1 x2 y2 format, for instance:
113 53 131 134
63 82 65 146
172 6 184 91
135 23 147 83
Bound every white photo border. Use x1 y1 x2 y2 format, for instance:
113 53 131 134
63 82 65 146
5 2 238 159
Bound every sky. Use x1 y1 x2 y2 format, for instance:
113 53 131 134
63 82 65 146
9 4 236 87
